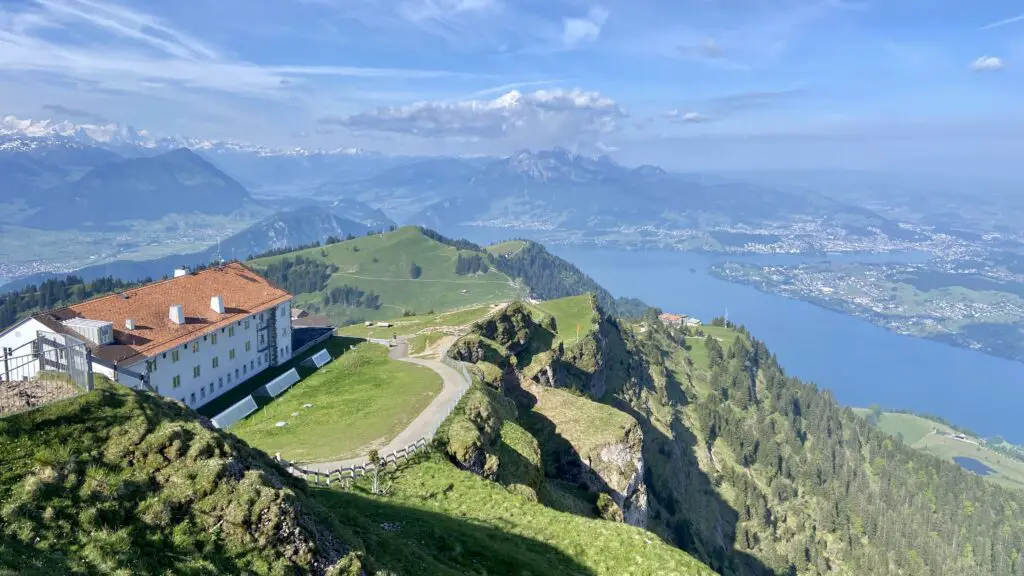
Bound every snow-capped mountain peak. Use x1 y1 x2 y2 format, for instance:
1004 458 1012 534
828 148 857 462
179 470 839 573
0 114 376 158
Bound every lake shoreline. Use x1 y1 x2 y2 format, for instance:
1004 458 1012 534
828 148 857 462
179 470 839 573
707 270 1024 366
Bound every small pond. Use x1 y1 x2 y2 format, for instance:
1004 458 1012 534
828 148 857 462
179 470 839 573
954 456 995 476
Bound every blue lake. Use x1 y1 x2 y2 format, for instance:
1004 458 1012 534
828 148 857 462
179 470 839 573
954 457 995 476
453 227 1024 443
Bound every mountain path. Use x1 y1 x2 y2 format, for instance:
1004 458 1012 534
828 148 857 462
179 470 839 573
300 340 470 471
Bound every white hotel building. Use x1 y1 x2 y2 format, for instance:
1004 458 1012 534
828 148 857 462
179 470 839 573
0 263 294 409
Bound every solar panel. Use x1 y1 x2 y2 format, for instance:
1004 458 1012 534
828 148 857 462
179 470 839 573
311 349 332 368
258 368 300 398
211 395 258 429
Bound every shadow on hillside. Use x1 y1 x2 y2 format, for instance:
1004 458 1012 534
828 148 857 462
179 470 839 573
504 377 615 516
314 488 599 575
514 325 555 369
603 322 777 576
197 335 361 417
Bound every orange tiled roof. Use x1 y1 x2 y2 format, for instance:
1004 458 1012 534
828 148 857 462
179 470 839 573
36 262 290 365
659 313 684 322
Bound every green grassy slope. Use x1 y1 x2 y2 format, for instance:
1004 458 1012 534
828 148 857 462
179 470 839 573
319 456 715 576
852 409 1024 490
249 227 523 324
0 378 365 575
229 344 442 463
0 378 716 575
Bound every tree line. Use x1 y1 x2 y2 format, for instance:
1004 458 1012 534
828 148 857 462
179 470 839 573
455 253 490 275
321 285 381 310
257 256 338 296
0 276 149 331
490 242 649 318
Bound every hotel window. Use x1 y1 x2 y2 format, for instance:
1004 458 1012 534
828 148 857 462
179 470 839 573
172 350 180 362
211 333 217 345
200 388 205 399
235 368 239 379
172 375 181 389
250 360 254 371
229 349 236 360
244 319 250 330
193 365 201 378
245 341 251 352
192 341 199 353
147 359 157 372
209 383 214 395
190 392 196 405
227 373 232 384
218 377 223 389
257 356 261 367
212 357 219 369
229 326 235 337
243 364 247 375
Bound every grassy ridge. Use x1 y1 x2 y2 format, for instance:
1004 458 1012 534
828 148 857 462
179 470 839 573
0 379 364 575
319 457 714 576
250 227 523 324
0 378 714 575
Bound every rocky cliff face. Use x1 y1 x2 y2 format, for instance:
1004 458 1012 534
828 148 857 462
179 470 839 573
592 422 648 529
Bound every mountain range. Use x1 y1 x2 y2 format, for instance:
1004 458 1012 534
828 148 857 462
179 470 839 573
2 113 919 261
328 148 915 241
0 204 372 292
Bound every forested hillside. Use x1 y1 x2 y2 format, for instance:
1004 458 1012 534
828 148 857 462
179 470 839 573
444 296 1024 576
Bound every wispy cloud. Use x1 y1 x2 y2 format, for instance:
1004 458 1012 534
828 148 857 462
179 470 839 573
0 0 486 99
41 104 108 123
980 14 1024 31
970 55 1005 72
662 88 806 125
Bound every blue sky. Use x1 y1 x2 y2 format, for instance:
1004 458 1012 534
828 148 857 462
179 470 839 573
0 0 1022 172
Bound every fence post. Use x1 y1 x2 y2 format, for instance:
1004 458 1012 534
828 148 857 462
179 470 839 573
84 349 94 391
2 347 9 383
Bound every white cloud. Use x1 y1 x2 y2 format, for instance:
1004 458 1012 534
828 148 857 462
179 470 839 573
970 55 1005 72
323 88 626 147
562 6 608 48
666 110 709 123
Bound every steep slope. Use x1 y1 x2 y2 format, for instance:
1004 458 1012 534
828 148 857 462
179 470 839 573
446 295 1024 576
0 378 365 575
0 370 716 575
26 148 252 229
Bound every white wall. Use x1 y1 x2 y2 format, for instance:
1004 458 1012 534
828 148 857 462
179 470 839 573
126 300 293 409
0 318 54 381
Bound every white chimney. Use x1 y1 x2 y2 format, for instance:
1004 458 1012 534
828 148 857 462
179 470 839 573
173 268 188 278
169 305 184 325
210 296 225 314
125 318 136 330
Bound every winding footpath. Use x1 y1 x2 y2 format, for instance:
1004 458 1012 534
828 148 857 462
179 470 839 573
301 340 470 472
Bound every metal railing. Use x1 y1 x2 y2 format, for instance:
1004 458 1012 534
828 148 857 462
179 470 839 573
284 438 431 485
1 332 93 418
